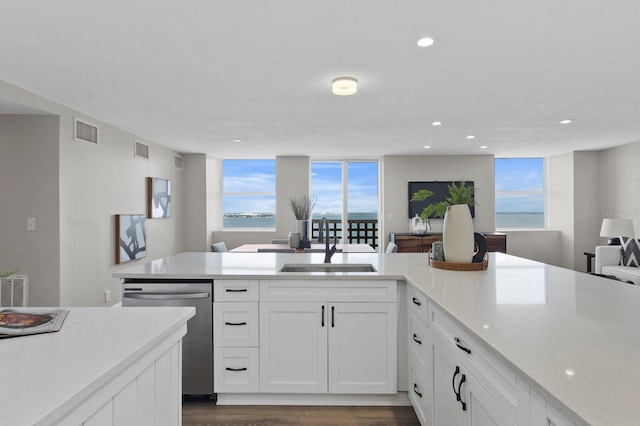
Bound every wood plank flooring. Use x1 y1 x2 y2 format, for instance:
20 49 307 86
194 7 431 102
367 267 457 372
182 400 421 426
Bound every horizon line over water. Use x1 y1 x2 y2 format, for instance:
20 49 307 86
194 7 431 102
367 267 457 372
223 212 378 228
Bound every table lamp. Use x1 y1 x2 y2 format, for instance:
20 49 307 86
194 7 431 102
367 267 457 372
599 218 634 245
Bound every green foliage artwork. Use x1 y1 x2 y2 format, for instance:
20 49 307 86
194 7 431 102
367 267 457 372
410 181 475 220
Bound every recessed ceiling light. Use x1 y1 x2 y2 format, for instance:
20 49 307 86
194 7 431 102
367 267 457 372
480 145 488 149
564 369 575 376
466 135 475 139
559 119 573 125
417 37 435 47
233 138 242 143
332 77 357 96
432 121 442 126
423 145 431 149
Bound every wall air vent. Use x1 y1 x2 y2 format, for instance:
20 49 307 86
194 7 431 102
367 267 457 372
134 140 150 159
74 118 98 144
174 155 184 170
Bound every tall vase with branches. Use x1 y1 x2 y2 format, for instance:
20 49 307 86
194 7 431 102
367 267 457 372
289 195 317 245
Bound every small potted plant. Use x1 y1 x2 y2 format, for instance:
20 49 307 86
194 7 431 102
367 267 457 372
289 195 317 247
0 267 20 279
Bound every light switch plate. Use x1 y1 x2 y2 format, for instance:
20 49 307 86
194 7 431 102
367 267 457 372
27 218 36 231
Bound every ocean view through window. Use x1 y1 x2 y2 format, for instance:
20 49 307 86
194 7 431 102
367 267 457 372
222 159 276 229
311 160 379 247
495 158 545 229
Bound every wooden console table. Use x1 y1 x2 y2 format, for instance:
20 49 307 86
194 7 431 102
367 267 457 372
389 232 507 253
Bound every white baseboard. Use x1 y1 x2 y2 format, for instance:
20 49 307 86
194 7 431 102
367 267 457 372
216 391 411 406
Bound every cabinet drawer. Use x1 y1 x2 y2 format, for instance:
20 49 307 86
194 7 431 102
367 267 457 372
408 311 429 371
260 280 396 302
429 303 518 420
407 284 428 324
213 347 259 393
214 280 259 302
214 302 259 347
409 363 432 426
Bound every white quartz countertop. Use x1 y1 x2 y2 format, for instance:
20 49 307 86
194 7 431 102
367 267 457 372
0 306 194 426
114 251 640 425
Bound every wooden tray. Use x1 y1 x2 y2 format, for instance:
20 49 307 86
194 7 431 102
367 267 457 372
428 251 488 271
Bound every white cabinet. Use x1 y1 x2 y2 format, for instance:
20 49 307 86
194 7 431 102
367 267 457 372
530 389 578 426
213 280 260 393
259 279 397 394
407 288 433 426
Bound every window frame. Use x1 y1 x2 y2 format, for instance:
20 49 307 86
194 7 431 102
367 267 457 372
221 159 277 231
494 157 547 230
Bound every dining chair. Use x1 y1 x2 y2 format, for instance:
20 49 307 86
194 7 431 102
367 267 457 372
385 242 398 253
257 248 295 253
211 242 228 252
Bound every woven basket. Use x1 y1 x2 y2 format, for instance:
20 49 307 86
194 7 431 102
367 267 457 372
428 251 488 271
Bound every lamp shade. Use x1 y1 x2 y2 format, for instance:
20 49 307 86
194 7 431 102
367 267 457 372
600 218 634 238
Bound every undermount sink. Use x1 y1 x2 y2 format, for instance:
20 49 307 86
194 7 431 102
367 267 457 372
278 263 377 273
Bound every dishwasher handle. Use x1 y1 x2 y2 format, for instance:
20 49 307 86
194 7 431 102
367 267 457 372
123 292 210 300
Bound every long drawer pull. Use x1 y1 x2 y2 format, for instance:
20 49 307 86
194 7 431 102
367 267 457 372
454 337 471 354
225 322 247 326
413 383 422 398
458 374 467 411
412 333 422 345
412 297 422 306
225 288 248 293
225 367 248 372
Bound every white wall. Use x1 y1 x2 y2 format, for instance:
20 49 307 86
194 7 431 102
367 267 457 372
573 151 601 271
0 79 185 307
599 140 640 236
382 155 496 248
0 115 60 306
548 153 575 269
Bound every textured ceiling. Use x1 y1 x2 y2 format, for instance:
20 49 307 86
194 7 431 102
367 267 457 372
1 0 640 158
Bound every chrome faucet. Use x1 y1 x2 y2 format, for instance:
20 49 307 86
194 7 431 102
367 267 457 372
317 217 337 263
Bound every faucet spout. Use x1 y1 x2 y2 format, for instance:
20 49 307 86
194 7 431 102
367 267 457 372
319 217 337 263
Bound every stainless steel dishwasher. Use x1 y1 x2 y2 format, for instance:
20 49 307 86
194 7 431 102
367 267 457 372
122 279 213 396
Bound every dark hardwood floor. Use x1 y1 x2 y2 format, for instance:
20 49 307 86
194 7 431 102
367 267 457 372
183 400 421 426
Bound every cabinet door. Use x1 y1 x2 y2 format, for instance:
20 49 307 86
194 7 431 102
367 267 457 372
328 302 397 394
433 336 515 426
433 341 467 426
259 302 327 393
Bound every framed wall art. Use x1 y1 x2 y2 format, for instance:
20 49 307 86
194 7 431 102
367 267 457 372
147 177 172 218
115 214 147 264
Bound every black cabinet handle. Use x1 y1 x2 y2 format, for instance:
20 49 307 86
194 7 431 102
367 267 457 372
412 297 422 306
458 374 467 411
331 306 335 327
224 322 247 326
454 337 471 354
225 367 247 372
226 288 248 293
413 383 422 398
412 333 422 345
321 305 325 327
452 366 461 401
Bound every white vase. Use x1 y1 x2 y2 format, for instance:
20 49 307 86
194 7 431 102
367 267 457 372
442 204 474 263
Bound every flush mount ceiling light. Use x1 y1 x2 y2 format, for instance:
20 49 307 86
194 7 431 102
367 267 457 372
332 77 358 96
417 37 435 47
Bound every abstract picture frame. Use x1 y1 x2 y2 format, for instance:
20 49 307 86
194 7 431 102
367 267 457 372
147 177 172 218
115 214 147 264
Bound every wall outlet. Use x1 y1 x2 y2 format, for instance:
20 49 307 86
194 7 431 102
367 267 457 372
27 217 36 231
104 290 111 303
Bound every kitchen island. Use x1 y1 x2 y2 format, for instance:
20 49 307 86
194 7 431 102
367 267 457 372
114 251 640 425
0 306 194 426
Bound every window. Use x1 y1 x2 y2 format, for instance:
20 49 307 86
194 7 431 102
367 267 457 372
495 158 545 229
310 160 379 248
222 159 276 229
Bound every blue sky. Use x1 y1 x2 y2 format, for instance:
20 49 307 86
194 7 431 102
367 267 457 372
495 158 544 213
223 160 379 214
222 158 542 215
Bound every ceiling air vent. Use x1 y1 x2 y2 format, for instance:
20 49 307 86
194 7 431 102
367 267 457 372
174 155 184 170
134 140 150 159
74 118 98 144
